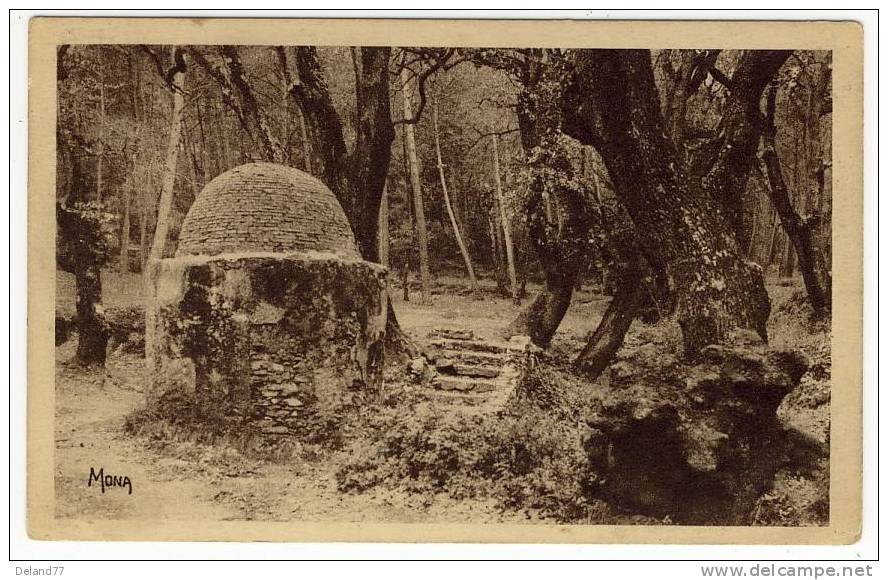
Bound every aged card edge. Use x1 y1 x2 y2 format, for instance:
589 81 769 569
26 17 864 545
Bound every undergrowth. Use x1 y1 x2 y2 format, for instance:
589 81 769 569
335 365 611 523
125 387 317 461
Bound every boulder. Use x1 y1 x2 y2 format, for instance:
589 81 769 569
585 340 819 525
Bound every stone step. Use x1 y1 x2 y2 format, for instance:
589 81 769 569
430 338 509 355
425 389 491 406
450 363 500 378
435 375 498 393
428 328 475 341
434 357 501 378
433 349 507 367
438 349 509 366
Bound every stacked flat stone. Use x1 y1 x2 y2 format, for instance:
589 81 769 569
177 162 361 260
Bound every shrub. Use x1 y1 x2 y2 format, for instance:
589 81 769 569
335 394 599 522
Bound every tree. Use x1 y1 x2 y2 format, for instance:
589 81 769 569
564 50 792 368
562 50 773 356
56 45 112 365
377 181 390 268
190 46 284 164
491 134 519 304
94 50 106 205
691 50 792 248
574 256 646 376
432 93 478 290
279 46 422 353
573 154 653 378
148 47 187 262
399 67 431 303
465 49 603 346
118 50 141 275
759 84 831 315
501 50 595 346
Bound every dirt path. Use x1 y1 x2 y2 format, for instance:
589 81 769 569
55 352 232 522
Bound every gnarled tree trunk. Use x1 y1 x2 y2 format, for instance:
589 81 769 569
504 51 592 346
286 46 414 354
563 50 771 356
57 197 111 366
56 46 110 366
574 259 645 378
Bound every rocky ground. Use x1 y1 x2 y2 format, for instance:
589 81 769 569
53 270 830 525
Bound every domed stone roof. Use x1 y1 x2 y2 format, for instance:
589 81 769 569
176 162 361 260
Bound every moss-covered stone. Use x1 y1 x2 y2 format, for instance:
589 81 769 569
583 334 817 525
146 252 387 439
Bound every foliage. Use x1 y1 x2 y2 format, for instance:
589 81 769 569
517 134 597 271
125 380 360 459
336 368 601 522
56 201 117 273
124 386 250 442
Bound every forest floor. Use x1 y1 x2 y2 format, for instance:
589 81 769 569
53 270 830 525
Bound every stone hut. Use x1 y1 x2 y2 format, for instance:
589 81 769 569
145 163 387 435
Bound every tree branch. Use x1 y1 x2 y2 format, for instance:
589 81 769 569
707 66 733 91
392 48 459 125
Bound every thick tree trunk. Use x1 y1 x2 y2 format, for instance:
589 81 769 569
148 53 186 262
58 201 111 366
505 271 575 347
760 87 831 314
433 96 477 290
563 50 771 356
505 53 592 345
692 51 792 247
400 69 431 303
344 48 395 262
74 265 109 365
492 136 519 303
55 126 110 366
503 138 591 346
288 47 408 352
574 266 645 378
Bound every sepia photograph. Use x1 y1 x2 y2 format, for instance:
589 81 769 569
24 17 864 545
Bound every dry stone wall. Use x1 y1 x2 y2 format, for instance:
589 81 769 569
146 254 387 437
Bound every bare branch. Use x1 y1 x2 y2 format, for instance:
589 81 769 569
466 126 520 151
392 48 457 125
707 66 733 92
